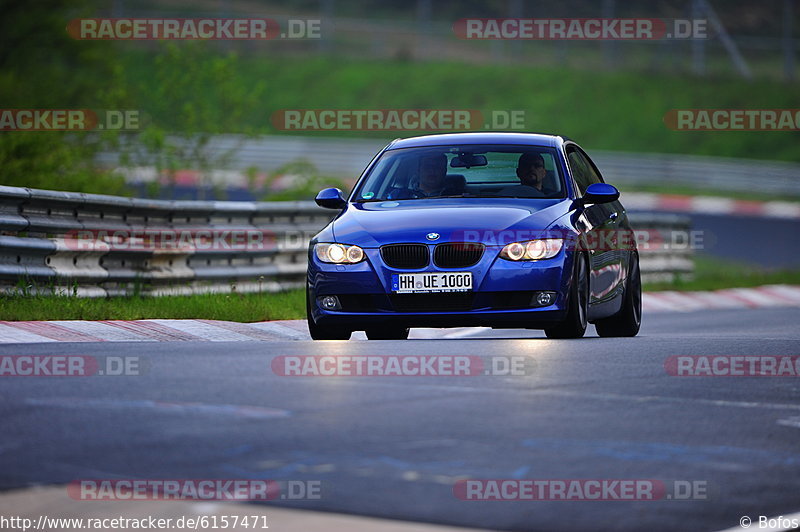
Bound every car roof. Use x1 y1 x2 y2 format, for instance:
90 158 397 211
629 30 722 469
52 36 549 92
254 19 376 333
387 132 569 150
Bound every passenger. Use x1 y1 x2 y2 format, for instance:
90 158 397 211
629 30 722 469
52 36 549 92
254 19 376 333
498 152 557 197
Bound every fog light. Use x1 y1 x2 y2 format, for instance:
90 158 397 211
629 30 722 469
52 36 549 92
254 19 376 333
318 295 341 310
535 291 556 306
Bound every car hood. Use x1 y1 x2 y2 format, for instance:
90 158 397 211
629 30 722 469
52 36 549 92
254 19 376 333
331 198 571 247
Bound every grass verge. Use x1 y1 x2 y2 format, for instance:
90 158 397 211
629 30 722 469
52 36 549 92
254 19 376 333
0 289 306 322
644 256 800 292
621 184 800 204
1 259 797 322
123 52 800 163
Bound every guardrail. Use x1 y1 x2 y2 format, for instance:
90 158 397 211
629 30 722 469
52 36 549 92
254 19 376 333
628 213 695 284
104 135 800 197
0 185 691 297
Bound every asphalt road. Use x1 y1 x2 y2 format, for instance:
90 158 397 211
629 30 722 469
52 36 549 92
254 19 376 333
1 308 799 531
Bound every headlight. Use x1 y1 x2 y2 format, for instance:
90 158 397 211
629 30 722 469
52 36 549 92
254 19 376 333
500 239 563 261
315 243 366 264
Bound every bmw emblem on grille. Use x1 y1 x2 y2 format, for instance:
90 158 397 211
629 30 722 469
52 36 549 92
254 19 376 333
426 232 440 241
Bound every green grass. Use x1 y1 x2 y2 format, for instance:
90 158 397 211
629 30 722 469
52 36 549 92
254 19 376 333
9 47 798 198
1 257 798 322
121 52 800 164
644 256 800 292
0 289 306 322
621 183 800 204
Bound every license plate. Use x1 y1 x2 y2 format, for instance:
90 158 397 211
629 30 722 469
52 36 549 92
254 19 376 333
391 272 472 293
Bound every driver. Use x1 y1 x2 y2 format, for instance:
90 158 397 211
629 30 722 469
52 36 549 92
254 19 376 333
388 153 449 199
414 153 448 197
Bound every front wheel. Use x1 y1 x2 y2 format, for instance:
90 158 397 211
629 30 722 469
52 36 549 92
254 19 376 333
594 253 642 338
306 285 352 340
545 253 589 339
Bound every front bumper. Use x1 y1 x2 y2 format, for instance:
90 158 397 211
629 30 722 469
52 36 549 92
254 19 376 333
307 245 574 330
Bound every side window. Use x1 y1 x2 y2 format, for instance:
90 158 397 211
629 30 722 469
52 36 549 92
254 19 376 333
577 148 604 187
567 148 592 196
567 147 602 196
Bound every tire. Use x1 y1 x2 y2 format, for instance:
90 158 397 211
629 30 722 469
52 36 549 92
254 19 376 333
544 253 589 339
595 253 642 338
306 285 352 340
365 326 410 340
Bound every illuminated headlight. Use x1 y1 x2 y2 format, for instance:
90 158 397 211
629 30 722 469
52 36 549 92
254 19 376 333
500 239 563 261
315 243 365 264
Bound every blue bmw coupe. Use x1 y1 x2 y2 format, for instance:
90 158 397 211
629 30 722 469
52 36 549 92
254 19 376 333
307 132 641 340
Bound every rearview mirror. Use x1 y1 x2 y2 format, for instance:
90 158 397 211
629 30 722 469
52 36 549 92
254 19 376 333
450 153 488 168
581 183 619 205
315 188 347 209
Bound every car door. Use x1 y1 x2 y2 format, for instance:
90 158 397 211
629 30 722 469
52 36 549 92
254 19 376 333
565 145 621 309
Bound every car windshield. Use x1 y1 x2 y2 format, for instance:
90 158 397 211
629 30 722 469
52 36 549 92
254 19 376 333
352 144 565 202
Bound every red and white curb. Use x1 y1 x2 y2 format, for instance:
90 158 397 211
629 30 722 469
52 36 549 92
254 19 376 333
643 284 800 312
0 319 311 344
0 285 798 343
622 192 800 220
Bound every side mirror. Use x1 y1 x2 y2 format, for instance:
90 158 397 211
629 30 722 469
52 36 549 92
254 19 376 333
315 188 347 209
581 183 619 206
